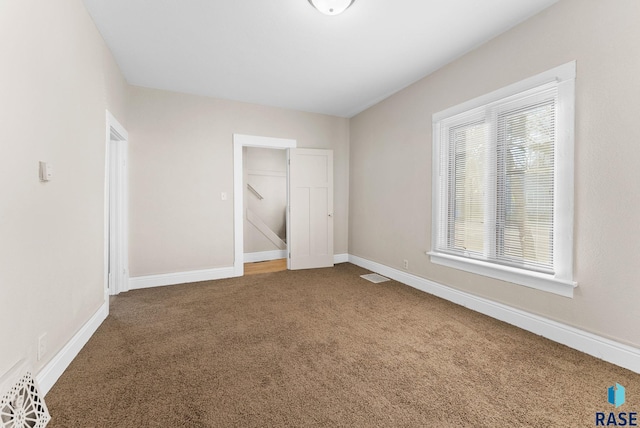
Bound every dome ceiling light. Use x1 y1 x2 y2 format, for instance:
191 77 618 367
308 0 355 16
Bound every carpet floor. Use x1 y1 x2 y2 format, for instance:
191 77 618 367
45 263 639 427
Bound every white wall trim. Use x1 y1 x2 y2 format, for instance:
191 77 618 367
129 267 236 290
428 252 575 298
106 110 128 141
244 250 288 263
348 254 640 374
334 253 349 264
430 61 576 297
432 61 576 122
104 110 129 299
37 301 108 396
233 134 297 149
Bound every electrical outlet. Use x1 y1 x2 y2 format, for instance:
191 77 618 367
37 333 47 361
403 259 409 269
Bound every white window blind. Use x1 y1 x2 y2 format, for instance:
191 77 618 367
495 90 556 272
430 62 576 297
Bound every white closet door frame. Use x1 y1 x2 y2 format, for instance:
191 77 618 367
233 134 296 277
104 110 129 301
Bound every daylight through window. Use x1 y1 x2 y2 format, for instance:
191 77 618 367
430 62 576 297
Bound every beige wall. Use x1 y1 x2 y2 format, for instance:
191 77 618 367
0 0 128 376
349 0 640 347
127 86 349 277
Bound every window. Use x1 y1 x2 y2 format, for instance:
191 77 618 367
430 61 576 297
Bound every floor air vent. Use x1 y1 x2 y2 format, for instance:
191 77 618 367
360 273 390 283
0 360 50 427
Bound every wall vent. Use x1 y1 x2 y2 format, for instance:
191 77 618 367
0 360 50 427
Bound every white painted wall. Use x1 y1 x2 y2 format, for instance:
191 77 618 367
0 0 128 377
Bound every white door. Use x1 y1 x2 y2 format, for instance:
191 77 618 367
288 148 334 270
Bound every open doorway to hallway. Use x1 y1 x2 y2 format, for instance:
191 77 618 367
243 146 288 264
242 146 288 276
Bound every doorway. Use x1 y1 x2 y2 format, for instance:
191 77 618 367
233 134 295 276
105 111 129 299
233 134 334 276
243 146 288 273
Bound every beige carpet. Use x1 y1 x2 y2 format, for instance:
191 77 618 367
45 263 639 427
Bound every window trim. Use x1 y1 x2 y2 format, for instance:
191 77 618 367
430 61 576 298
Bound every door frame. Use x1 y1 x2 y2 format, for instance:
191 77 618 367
104 110 129 302
233 134 296 276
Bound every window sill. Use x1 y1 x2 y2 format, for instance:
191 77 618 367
428 251 576 298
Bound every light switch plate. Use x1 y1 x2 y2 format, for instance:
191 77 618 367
39 161 53 181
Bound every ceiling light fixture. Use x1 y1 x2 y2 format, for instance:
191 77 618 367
308 0 355 16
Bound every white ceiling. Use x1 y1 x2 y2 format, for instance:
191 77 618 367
83 0 559 118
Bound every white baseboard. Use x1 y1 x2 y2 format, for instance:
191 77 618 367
129 257 348 289
244 250 287 263
37 301 108 396
129 267 235 290
348 255 640 374
334 253 349 264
